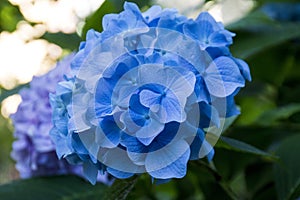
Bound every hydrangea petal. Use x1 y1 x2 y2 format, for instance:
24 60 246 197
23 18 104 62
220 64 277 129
146 140 190 179
96 117 121 148
204 56 245 97
83 160 99 185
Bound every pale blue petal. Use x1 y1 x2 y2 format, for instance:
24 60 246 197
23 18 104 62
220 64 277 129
96 117 121 148
136 114 165 145
146 140 190 179
204 56 245 97
97 148 145 174
49 128 72 158
196 12 217 25
159 95 186 123
139 89 161 108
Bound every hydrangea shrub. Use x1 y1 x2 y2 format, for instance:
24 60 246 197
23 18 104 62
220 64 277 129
50 2 251 184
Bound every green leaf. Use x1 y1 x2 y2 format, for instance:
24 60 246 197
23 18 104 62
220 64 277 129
235 82 277 125
217 136 276 159
0 83 29 103
274 134 300 200
256 104 300 126
226 10 278 32
103 175 138 200
42 32 82 50
0 1 23 32
230 23 300 59
81 0 152 39
227 8 300 59
0 175 107 200
191 161 239 200
245 162 276 199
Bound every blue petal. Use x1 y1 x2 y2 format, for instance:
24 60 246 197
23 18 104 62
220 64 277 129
107 167 134 179
159 93 186 123
121 111 144 133
97 148 145 175
96 116 121 148
49 128 72 158
139 89 161 108
183 20 202 40
102 14 118 31
209 31 232 46
207 148 215 161
148 122 179 152
196 12 217 26
123 96 165 146
183 20 213 44
95 78 114 117
212 94 240 118
142 5 162 23
121 133 148 154
194 75 211 103
234 58 252 81
189 129 205 160
129 94 149 115
146 140 190 179
225 96 240 117
206 46 231 60
136 112 165 146
199 102 220 128
83 160 99 185
71 132 89 155
189 129 214 160
204 56 245 97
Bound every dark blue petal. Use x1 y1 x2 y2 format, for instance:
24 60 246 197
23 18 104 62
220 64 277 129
107 167 135 179
189 129 214 160
204 56 245 97
96 116 122 148
148 122 179 152
95 78 114 117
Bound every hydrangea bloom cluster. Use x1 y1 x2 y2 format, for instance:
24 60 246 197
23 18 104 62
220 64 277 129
50 2 251 184
11 54 109 184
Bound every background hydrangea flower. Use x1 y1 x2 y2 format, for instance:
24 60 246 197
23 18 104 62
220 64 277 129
50 2 251 184
10 54 110 184
261 2 300 22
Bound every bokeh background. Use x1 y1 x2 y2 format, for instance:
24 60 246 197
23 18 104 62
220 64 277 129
1 0 300 199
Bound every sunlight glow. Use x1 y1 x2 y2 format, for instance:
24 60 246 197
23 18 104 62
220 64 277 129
1 94 22 118
0 0 104 117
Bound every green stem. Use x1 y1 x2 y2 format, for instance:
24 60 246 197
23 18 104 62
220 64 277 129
196 160 240 200
103 175 139 200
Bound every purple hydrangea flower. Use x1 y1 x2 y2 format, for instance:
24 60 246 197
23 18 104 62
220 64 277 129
10 54 110 184
50 2 251 184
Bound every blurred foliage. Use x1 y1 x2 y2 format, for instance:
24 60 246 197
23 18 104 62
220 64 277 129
1 0 300 199
0 84 28 103
0 175 107 200
0 107 16 184
41 32 82 51
0 1 23 32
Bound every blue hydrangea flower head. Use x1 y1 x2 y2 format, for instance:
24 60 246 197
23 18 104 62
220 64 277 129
50 2 251 184
10 54 110 184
